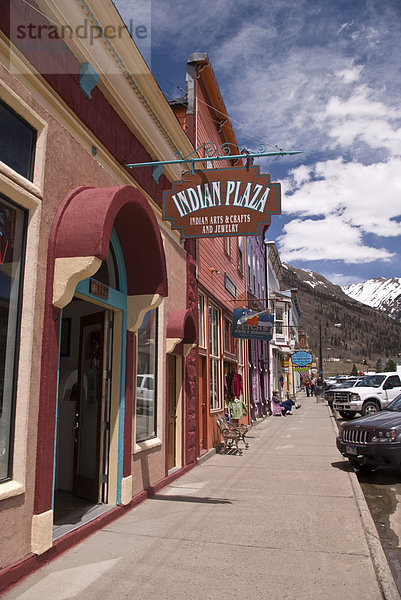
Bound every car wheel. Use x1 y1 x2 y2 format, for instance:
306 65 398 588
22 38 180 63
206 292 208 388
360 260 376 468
339 410 354 420
362 401 379 417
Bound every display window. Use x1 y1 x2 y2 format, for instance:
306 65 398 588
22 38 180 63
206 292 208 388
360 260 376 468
208 303 221 411
136 309 158 443
0 195 27 482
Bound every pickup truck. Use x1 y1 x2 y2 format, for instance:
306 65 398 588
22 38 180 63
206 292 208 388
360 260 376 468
333 372 401 419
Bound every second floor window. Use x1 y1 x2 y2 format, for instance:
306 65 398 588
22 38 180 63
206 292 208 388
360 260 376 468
275 306 284 335
238 236 243 274
0 99 36 181
224 236 230 256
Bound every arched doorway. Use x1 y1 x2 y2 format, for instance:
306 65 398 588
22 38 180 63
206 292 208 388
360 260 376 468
33 186 168 550
53 232 126 536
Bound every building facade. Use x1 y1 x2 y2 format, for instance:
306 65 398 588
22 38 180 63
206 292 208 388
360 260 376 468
246 235 270 421
172 54 249 455
0 0 198 588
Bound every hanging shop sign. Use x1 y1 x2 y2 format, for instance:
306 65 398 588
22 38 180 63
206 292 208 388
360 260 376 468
232 308 274 340
291 350 313 367
163 165 281 239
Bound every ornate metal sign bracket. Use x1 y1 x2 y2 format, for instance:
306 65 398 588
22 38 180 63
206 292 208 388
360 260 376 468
125 143 302 183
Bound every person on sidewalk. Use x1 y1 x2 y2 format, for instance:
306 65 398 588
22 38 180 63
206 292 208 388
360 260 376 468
272 390 301 415
305 379 311 397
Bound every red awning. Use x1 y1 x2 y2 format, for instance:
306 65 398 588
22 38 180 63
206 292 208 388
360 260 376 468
52 185 167 297
167 309 197 344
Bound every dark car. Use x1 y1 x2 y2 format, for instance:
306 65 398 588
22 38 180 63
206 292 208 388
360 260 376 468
336 392 401 473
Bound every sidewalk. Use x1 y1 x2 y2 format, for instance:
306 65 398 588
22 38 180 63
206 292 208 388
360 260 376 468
3 392 400 600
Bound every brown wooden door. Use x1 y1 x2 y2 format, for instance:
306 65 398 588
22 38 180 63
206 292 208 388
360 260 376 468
198 355 208 453
168 355 177 470
73 312 106 503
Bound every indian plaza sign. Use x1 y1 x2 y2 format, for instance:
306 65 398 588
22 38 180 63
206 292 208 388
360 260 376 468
162 165 281 239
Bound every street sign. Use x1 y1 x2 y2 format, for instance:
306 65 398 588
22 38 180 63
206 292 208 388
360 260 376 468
232 308 274 340
291 350 313 367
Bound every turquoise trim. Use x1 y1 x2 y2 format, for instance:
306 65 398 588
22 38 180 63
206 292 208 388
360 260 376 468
110 230 127 505
79 62 99 99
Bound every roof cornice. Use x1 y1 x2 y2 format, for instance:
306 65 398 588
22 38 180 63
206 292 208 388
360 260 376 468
35 0 195 181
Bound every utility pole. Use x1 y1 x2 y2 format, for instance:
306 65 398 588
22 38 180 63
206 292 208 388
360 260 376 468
319 320 323 382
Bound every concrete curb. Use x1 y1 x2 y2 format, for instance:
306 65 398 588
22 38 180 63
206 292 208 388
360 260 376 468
328 403 401 600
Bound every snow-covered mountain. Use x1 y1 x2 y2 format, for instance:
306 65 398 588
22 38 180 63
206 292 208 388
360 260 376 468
342 277 401 321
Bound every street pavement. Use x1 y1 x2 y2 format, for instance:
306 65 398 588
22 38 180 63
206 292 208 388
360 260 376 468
3 392 400 600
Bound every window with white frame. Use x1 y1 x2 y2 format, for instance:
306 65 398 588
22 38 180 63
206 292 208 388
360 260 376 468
198 292 206 349
208 304 221 410
224 236 230 256
275 306 284 335
237 338 245 391
0 99 37 181
223 317 233 354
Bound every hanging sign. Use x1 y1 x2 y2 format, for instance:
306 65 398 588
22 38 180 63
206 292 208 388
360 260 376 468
291 350 313 367
163 165 280 239
232 308 274 340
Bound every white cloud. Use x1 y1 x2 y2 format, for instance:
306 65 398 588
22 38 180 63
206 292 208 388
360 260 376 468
277 216 395 264
113 0 401 274
335 65 363 84
281 158 401 238
323 87 401 155
323 273 365 286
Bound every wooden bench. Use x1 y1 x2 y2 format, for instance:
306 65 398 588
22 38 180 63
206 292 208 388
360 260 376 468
215 415 249 455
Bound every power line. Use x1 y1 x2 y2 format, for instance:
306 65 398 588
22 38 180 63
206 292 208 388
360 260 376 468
153 71 285 152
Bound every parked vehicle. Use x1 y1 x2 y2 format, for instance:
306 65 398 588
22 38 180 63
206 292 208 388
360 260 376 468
333 372 401 419
325 378 363 408
323 376 349 391
136 374 154 415
336 393 401 473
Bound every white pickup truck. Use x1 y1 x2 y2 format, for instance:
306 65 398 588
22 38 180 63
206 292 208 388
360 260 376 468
333 372 401 419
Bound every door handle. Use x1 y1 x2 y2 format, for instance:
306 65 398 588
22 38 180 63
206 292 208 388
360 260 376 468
74 413 79 444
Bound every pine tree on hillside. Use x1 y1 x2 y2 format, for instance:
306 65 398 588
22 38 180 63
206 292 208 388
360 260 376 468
384 359 397 372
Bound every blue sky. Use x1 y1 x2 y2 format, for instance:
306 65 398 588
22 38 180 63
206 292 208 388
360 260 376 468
114 0 401 286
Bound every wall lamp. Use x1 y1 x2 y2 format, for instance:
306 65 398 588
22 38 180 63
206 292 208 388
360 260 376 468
210 268 221 274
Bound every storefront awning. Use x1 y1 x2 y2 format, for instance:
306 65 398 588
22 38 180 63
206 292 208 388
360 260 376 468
51 185 168 307
166 309 197 355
